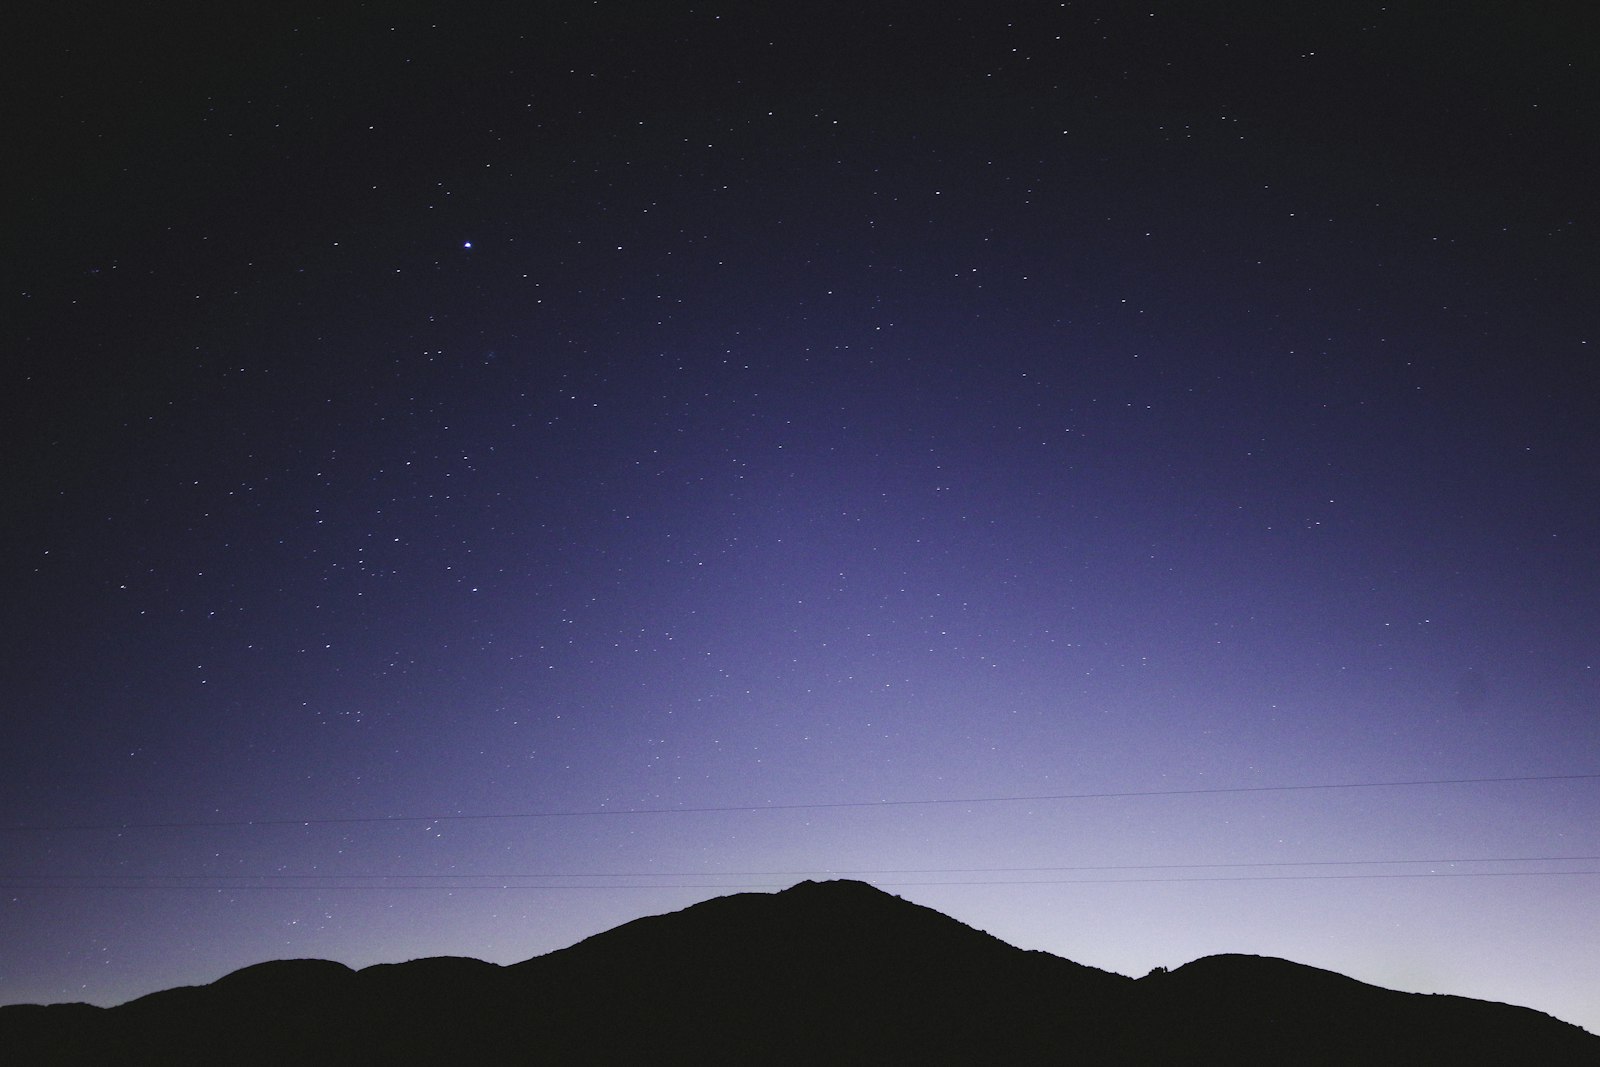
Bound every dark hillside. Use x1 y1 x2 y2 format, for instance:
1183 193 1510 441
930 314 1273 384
3 881 1594 1065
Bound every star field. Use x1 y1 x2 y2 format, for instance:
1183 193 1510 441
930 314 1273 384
3 2 1598 1035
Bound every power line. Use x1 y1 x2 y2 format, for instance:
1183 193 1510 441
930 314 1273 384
7 855 1598 882
4 870 1599 891
6 773 1596 833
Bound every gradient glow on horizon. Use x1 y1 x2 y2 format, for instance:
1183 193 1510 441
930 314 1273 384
3 3 1597 1035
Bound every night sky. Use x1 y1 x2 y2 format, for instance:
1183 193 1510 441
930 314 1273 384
5 2 1598 1035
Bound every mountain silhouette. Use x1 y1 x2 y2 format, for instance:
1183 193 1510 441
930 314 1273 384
4 880 1595 1064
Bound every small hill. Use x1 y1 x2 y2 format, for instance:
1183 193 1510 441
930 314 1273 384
3 880 1594 1064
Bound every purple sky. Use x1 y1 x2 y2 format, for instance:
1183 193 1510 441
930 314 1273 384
4 2 1597 1035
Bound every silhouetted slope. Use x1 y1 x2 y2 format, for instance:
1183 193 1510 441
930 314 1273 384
3 880 1595 1065
1137 953 1600 1065
505 879 1135 1062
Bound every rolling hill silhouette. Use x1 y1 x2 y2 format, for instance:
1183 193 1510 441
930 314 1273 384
4 880 1595 1064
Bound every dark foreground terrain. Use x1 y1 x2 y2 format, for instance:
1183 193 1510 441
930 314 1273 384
4 880 1595 1064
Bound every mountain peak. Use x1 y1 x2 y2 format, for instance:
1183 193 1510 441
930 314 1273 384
5 882 1595 1064
780 876 887 893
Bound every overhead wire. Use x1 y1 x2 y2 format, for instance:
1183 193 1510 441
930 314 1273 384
4 870 1600 891
7 854 1599 881
5 772 1596 833
5 855 1600 891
